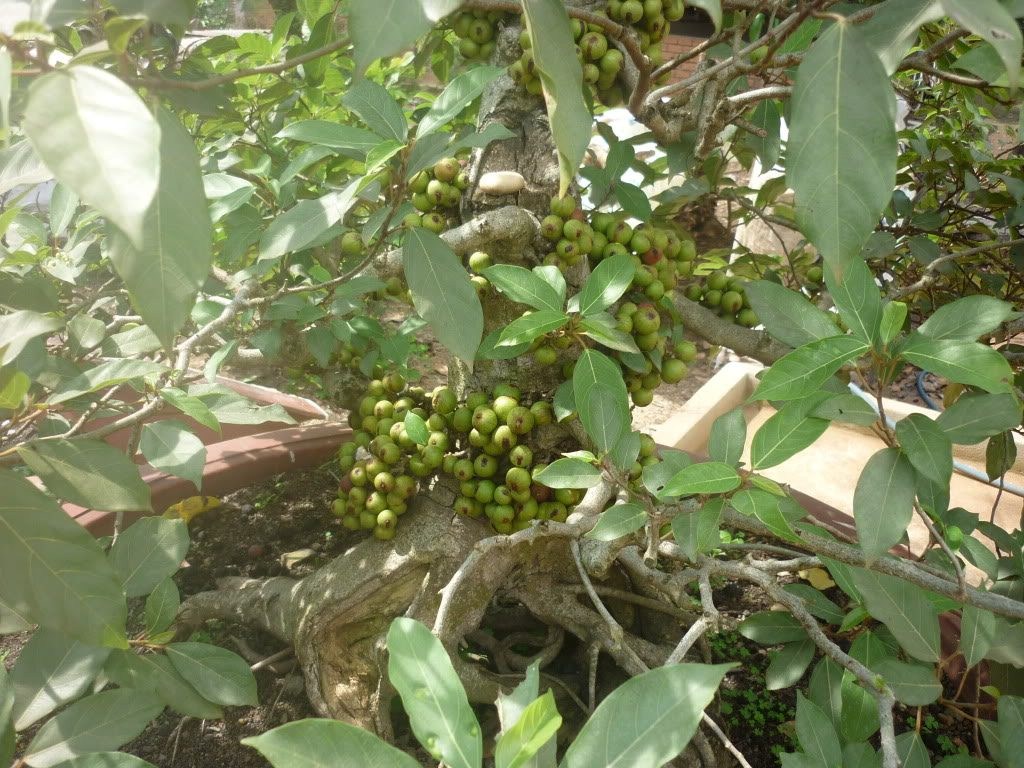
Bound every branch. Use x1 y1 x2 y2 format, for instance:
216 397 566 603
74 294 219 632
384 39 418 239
891 237 1024 299
671 293 789 365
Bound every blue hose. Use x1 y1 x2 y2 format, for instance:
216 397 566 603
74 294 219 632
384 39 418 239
916 371 941 411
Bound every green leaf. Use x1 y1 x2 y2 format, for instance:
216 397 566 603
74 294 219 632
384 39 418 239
671 500 723 560
853 448 916 562
110 0 195 25
0 661 12 767
159 387 220 433
861 0 944 74
144 578 180 635
783 584 845 624
103 651 221 720
139 420 205 491
787 22 897 276
895 732 930 768
24 67 160 248
933 756 995 768
497 310 569 347
744 281 840 350
403 228 483 367
0 370 29 410
687 0 721 30
941 0 1022 87
418 66 504 137
730 489 803 542
49 753 157 768
404 411 429 445
243 719 421 768
808 658 843 730
661 461 740 497
104 109 211 347
874 659 940 705
108 517 189 598
900 334 1013 393
824 256 882 346
165 643 257 707
766 638 815 691
19 438 151 513
586 502 646 541
840 679 880 744
387 618 481 768
562 663 733 768
49 358 166 405
745 99 782 170
343 80 407 142
67 314 106 355
9 629 111 730
918 295 1017 340
739 611 808 644
879 301 907 344
0 310 62 366
613 182 651 220
795 692 842 768
259 181 360 262
483 265 564 312
494 690 561 768
533 265 567 306
0 140 52 196
851 569 939 662
642 449 692 496
533 458 602 489
810 394 879 426
751 395 831 469
936 392 1022 444
578 315 642 354
573 349 629 454
997 696 1024 768
23 690 162 768
520 0 591 195
576 253 635 317
753 336 868 402
986 431 1017 481
276 121 382 157
895 414 952 486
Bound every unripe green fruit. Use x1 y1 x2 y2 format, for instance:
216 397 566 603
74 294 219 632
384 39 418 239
459 37 480 58
427 430 449 451
468 428 489 448
509 444 534 468
434 157 460 182
737 308 759 327
493 485 513 506
580 31 608 60
492 395 518 421
632 304 661 334
506 466 532 493
493 425 517 451
422 212 445 233
412 192 433 212
350 465 368 486
442 454 458 475
721 290 743 314
332 498 346 517
630 232 652 254
426 178 447 204
474 453 498 478
453 12 473 37
421 446 444 469
341 231 363 255
674 340 697 362
472 406 498 433
366 491 388 514
454 496 476 516
380 442 402 465
684 283 703 301
706 271 729 291
492 504 516 526
562 218 586 241
470 275 489 295
556 239 578 260
550 195 576 218
432 386 457 415
506 405 535 435
620 0 643 22
632 388 654 407
395 475 417 498
373 399 394 419
409 171 430 193
475 479 496 503
663 0 684 20
519 28 532 49
661 358 688 384
530 401 554 425
374 523 396 541
611 220 634 245
359 510 378 530
454 458 475 482
534 346 558 365
467 391 488 410
401 212 422 229
493 384 521 399
642 371 661 390
460 480 478 498
468 251 492 272
645 281 665 300
639 433 657 458
541 214 564 241
806 265 824 283
451 406 473 433
703 289 722 308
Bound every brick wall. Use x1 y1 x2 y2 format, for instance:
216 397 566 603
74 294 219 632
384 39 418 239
660 34 706 83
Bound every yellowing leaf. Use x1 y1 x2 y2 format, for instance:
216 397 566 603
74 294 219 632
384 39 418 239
799 567 836 591
163 495 221 524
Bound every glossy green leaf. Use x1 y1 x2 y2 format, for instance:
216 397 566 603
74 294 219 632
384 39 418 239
108 517 189 598
0 670 14 768
879 301 907 344
24 66 160 248
853 448 916 562
851 568 939 662
788 23 896 276
795 692 842 768
941 0 1022 87
140 420 205 491
387 618 481 768
810 394 879 426
875 659 941 705
494 690 561 768
783 584 845 624
824 257 882 345
9 629 111 730
243 719 421 768
739 611 808 644
418 66 504 137
573 349 629 454
483 265 564 312
586 502 646 541
753 336 868 402
67 314 106 355
997 695 1024 768
103 651 222 720
661 461 740 497
166 642 257 707
577 253 635 317
707 408 746 466
159 387 220 433
48 358 166 405
900 334 1013 394
520 0 591 195
808 658 843 730
404 411 429 445
936 393 1023 444
497 310 569 347
534 458 602 489
0 310 62 366
578 315 642 354
986 431 1018 481
496 662 555 768
766 638 815 691
918 295 1017 340
732 489 802 542
0 140 52 196
745 281 842 349
19 438 151 513
895 732 930 768
642 449 692 496
840 679 880 744
105 107 211 347
23 689 162 768
144 578 180 635
0 370 30 409
259 181 360 262
343 80 407 142
613 182 651 220
50 753 157 768
751 395 831 469
895 414 952 486
403 228 483 367
672 499 723 560
276 121 382 157
562 663 733 768
861 0 944 74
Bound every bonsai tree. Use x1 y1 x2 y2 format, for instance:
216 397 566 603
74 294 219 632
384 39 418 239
0 0 1023 766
